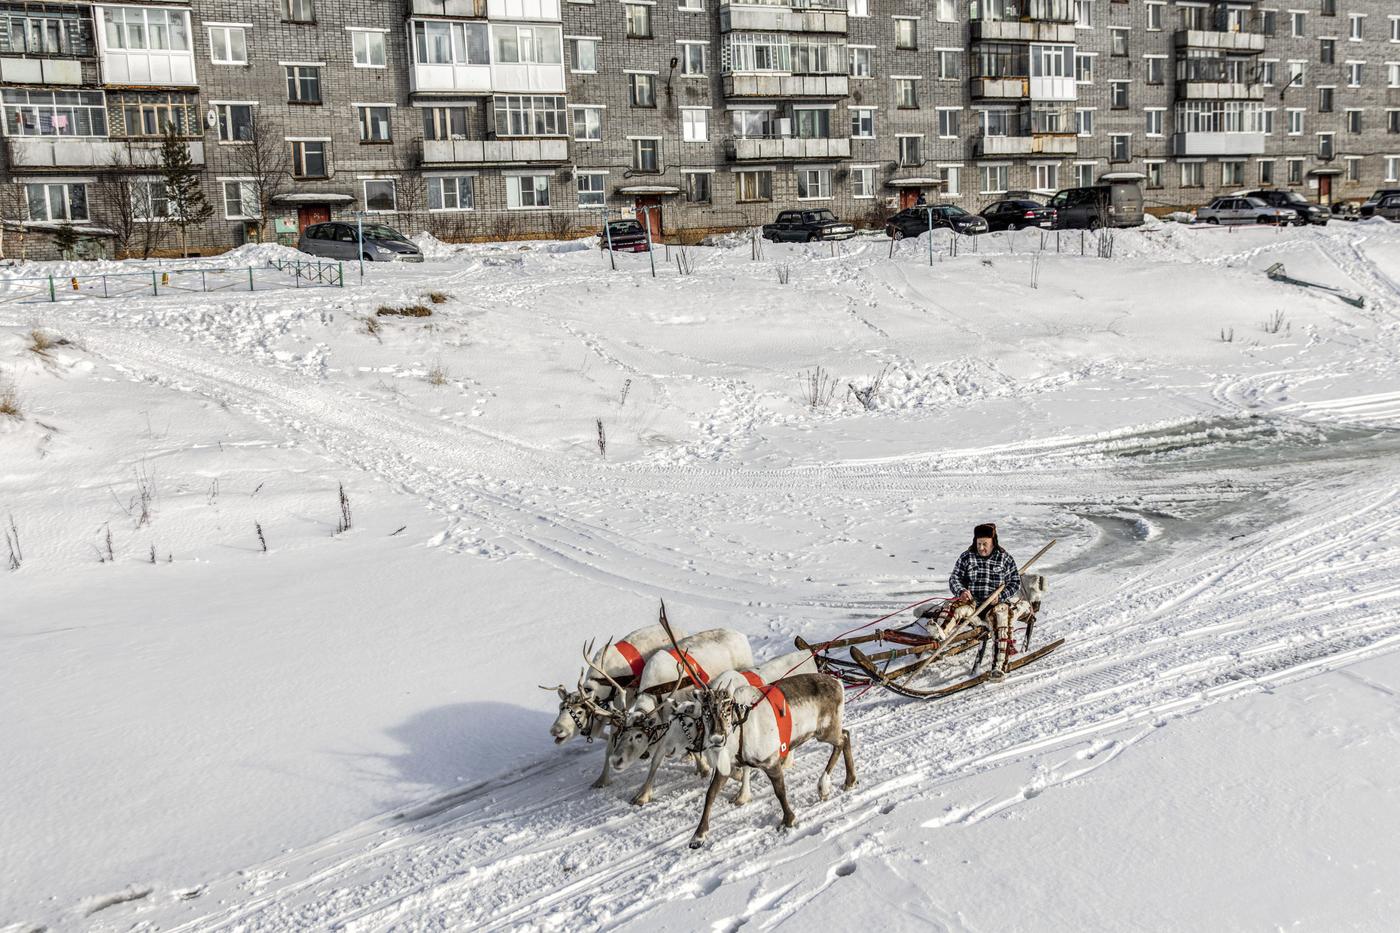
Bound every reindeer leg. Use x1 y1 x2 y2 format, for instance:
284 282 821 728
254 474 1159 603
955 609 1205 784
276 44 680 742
731 766 752 806
692 752 711 776
689 770 729 849
631 738 666 806
819 742 840 801
841 729 858 790
766 767 797 829
592 744 614 789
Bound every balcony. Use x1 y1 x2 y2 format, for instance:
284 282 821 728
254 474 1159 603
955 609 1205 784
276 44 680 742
728 137 851 160
971 76 1029 100
1174 29 1266 53
411 62 492 94
1175 80 1264 101
1171 131 1266 156
720 6 846 34
421 137 568 164
0 57 83 85
976 134 1076 157
5 137 203 168
722 74 848 98
970 21 1076 43
410 0 487 14
486 0 561 20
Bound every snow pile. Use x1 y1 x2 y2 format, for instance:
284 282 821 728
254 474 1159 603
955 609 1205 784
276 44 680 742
215 241 313 266
410 231 465 260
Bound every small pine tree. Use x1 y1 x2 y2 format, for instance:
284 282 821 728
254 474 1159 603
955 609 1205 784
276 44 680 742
160 121 212 257
51 222 79 259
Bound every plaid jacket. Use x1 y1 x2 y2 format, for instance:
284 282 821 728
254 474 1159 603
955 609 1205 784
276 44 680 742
949 547 1021 606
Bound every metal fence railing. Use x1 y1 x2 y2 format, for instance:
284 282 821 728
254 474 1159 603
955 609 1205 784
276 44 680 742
0 258 345 305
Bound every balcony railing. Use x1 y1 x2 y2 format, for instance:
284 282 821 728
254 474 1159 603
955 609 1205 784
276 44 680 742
976 134 1076 156
0 57 84 84
970 76 1029 99
728 136 851 160
1174 28 1266 53
722 73 848 97
1171 131 1266 156
1175 80 1264 101
5 137 203 168
421 137 568 164
720 6 846 34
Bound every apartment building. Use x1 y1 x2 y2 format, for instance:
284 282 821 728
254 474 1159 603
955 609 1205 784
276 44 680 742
2 0 1398 256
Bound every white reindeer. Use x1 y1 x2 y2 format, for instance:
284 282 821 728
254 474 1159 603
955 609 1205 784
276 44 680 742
686 669 855 848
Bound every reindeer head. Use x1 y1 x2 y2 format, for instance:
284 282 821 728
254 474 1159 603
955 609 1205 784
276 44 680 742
608 694 669 772
544 640 627 744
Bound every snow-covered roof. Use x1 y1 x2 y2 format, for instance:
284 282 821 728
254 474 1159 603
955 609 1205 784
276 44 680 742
615 185 681 195
271 192 357 203
886 177 941 187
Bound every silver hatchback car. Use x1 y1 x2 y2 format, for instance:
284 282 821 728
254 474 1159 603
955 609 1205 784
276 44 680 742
298 222 424 262
1196 196 1297 226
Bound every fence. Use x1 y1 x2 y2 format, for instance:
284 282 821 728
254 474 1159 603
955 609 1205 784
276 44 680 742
0 258 344 305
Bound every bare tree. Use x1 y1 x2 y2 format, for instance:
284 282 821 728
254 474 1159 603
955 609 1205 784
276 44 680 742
92 148 170 259
386 148 427 236
225 116 291 242
0 177 29 261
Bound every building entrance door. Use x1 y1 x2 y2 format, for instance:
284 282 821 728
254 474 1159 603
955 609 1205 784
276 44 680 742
899 189 923 209
1317 175 1332 203
297 204 332 233
634 197 662 240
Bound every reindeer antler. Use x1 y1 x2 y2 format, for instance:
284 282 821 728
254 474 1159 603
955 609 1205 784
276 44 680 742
659 599 708 694
539 683 567 691
582 639 629 699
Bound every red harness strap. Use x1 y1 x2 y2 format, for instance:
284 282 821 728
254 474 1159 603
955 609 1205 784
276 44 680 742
667 649 711 687
741 671 793 761
613 640 646 683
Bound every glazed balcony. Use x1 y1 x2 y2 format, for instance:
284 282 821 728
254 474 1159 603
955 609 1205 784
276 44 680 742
1174 29 1266 54
720 3 847 35
727 136 851 160
420 137 568 164
976 134 1076 157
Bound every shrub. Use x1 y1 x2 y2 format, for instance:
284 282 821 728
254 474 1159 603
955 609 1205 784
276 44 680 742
376 304 433 318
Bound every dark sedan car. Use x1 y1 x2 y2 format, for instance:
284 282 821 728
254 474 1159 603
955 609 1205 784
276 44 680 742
598 219 650 252
1360 189 1400 219
885 205 988 238
979 198 1057 232
1245 190 1330 226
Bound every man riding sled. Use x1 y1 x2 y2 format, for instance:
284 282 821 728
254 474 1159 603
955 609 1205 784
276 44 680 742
947 522 1025 680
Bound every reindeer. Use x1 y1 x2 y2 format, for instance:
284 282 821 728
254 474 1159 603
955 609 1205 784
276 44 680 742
686 668 856 848
586 627 753 806
540 620 684 788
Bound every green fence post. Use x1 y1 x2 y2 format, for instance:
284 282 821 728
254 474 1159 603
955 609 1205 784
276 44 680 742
151 272 158 296
249 267 255 291
338 262 344 287
48 275 56 301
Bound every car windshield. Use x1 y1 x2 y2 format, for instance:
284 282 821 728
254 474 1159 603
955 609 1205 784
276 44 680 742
609 221 643 234
1281 192 1309 205
1015 201 1042 210
943 206 969 217
363 225 409 242
1243 198 1268 208
803 210 837 223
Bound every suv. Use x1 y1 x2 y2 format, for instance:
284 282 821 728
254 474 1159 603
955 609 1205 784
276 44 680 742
598 219 650 252
1360 189 1400 218
1047 183 1145 230
761 209 855 242
298 222 423 262
1246 190 1330 226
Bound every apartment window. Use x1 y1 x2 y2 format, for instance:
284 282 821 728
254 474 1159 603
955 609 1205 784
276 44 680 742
1221 161 1243 186
1075 53 1094 83
1110 134 1130 163
283 0 314 22
571 106 602 141
506 174 550 208
111 91 197 138
898 135 921 166
357 106 391 142
1391 110 1400 133
1347 62 1363 87
847 0 868 16
569 37 598 72
1319 39 1335 65
290 140 328 178
125 180 166 223
576 172 606 208
1075 108 1094 136
632 138 661 172
221 180 259 219
679 0 703 9
1111 81 1128 109
1291 12 1305 38
684 171 711 204
3 89 107 137
625 4 651 38
1318 133 1334 159
681 108 708 142
1146 2 1163 31
679 41 706 75
1262 108 1275 135
735 169 772 202
1074 0 1092 28
1145 57 1164 85
1145 161 1162 189
1033 163 1059 192
980 164 1008 194
494 95 567 136
285 65 321 104
0 8 89 56
731 107 775 138
351 30 386 68
1349 14 1364 41
1345 157 1361 182
1260 60 1276 87
1257 160 1275 185
629 73 655 107
851 107 875 137
103 6 190 50
1287 61 1305 88
24 182 88 222
1288 109 1304 135
215 103 253 142
1387 156 1400 182
1145 110 1163 137
1391 64 1400 88
937 108 959 138
937 49 960 80
896 78 918 109
793 107 830 139
941 165 960 196
426 176 474 211
849 46 872 77
1344 109 1362 134
414 20 489 64
1287 158 1303 184
935 0 956 22
894 18 916 50
1320 0 1336 16
208 25 246 64
797 168 831 200
1180 161 1203 187
423 105 476 140
1110 29 1128 57
852 166 875 198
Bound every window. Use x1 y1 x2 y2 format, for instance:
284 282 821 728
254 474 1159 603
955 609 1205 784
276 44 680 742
727 33 791 72
735 169 772 202
24 182 88 222
427 176 474 211
494 96 567 135
130 178 171 221
681 108 707 142
576 172 606 209
936 0 956 22
1257 160 1275 185
0 8 89 56
1260 60 1276 87
898 135 921 166
629 73 655 107
1318 133 1334 159
1146 2 1163 31
111 91 197 138
2 89 107 137
679 0 703 10
290 140 327 178
1221 161 1243 186
1075 53 1094 83
494 25 563 64
352 30 386 67
1110 29 1128 57
1319 39 1335 65
285 65 321 104
632 138 660 172
1345 157 1361 182
1347 109 1363 134
1145 110 1163 137
1145 162 1162 189
1320 0 1336 16
1145 57 1164 85
1393 16 1400 42
941 165 960 195
413 21 490 64
896 78 918 109
797 168 831 200
937 50 960 80
1262 108 1275 135
1180 161 1203 187
102 6 190 50
1391 109 1400 133
1075 108 1093 136
847 0 868 16
851 108 875 138
849 46 871 77
506 175 550 208
357 106 391 142
1287 158 1303 184
1291 12 1305 38
1347 62 1363 87
980 164 1008 194
1391 64 1400 88
679 41 706 75
1288 109 1304 135
624 4 651 39
1031 44 1073 78
221 180 259 219
571 106 602 141
423 105 477 140
1111 82 1128 109
1287 61 1305 88
1110 134 1130 163
937 108 959 138
852 166 875 198
209 25 246 64
283 0 314 22
1349 14 1364 41
215 103 253 142
1074 0 1092 28
793 107 831 139
1033 163 1058 192
732 108 775 138
1387 157 1400 182
684 171 711 203
570 37 598 72
895 18 916 50
1318 87 1333 113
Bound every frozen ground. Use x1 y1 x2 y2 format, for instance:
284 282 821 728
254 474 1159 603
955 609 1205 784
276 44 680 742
2 219 1399 931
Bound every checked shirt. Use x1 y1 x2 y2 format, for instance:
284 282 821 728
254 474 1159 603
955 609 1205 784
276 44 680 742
948 547 1021 606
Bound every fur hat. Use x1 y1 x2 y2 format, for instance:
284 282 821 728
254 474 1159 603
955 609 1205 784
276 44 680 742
973 523 999 549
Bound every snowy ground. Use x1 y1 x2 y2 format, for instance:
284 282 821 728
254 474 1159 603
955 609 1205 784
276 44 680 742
3 219 1400 931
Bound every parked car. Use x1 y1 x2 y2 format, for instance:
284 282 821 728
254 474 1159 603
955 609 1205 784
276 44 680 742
1046 183 1145 230
598 219 650 252
1373 194 1400 222
1245 190 1330 226
761 209 856 242
884 205 988 237
979 198 1057 232
1359 189 1400 218
1330 200 1363 221
1196 196 1297 226
298 222 423 262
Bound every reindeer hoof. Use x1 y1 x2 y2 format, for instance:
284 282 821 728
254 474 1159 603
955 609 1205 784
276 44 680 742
781 816 797 830
818 779 832 801
631 795 650 807
844 778 858 790
731 793 751 807
591 777 609 789
688 836 705 849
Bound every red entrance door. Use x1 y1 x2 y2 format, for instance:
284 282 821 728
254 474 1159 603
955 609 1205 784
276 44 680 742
297 204 331 233
898 189 922 209
634 197 662 240
1317 175 1332 203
